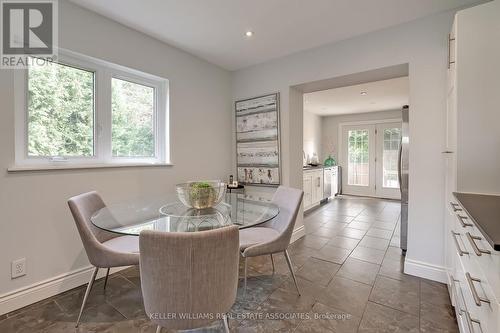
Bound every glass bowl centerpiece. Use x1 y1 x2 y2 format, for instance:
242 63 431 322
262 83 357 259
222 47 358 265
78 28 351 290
176 180 226 209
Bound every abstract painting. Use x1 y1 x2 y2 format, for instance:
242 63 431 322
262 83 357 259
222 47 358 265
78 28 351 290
235 93 281 186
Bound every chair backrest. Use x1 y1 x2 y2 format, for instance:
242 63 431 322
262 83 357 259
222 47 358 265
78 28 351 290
68 191 118 266
140 226 239 331
261 186 304 248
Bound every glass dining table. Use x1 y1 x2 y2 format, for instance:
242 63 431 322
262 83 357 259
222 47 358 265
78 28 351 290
91 193 279 236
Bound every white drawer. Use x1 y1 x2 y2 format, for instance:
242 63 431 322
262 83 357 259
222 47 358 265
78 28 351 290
451 230 499 333
450 272 481 333
451 205 500 305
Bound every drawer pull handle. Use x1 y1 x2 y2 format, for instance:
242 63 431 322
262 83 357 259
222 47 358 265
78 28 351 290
457 215 473 227
451 278 482 333
463 310 481 333
466 232 491 256
465 272 490 306
451 231 469 256
450 202 462 212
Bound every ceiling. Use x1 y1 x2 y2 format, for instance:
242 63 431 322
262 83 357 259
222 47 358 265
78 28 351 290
69 0 486 70
304 77 409 116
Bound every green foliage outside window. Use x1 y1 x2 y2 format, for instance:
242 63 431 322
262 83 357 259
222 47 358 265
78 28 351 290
28 61 94 156
27 61 156 159
112 78 155 157
348 130 369 163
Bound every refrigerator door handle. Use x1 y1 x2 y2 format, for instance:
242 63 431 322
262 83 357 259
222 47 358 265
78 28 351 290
398 140 403 195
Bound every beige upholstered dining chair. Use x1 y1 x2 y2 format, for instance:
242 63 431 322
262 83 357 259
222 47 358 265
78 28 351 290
140 226 239 333
239 186 304 295
68 191 140 327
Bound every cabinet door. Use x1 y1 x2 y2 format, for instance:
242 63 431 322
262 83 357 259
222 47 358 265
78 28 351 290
303 175 313 209
318 171 324 202
455 1 500 193
312 171 323 204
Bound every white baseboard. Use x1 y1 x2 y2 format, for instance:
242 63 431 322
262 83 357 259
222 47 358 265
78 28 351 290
291 225 306 243
404 258 447 283
0 265 127 316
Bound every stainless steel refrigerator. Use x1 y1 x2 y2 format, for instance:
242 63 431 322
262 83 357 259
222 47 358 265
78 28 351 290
399 105 409 253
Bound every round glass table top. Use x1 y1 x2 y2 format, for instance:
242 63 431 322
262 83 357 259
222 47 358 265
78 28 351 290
90 193 279 236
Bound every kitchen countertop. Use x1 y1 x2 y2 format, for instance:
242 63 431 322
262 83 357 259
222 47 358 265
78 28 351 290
453 192 500 251
303 165 324 170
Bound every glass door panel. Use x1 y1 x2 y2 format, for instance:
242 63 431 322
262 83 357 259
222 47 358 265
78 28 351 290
347 129 369 186
382 128 401 188
341 124 376 196
376 122 402 199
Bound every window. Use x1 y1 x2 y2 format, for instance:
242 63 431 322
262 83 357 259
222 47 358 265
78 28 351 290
14 50 169 169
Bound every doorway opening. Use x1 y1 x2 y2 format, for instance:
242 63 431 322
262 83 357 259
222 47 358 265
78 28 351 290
293 63 410 253
302 76 409 200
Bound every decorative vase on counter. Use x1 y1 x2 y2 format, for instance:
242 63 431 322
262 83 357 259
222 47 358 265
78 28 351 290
324 155 336 167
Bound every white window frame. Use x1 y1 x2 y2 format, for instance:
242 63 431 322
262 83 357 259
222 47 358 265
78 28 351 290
12 49 170 170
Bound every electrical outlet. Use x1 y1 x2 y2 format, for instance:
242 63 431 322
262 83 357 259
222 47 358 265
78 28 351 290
11 258 26 279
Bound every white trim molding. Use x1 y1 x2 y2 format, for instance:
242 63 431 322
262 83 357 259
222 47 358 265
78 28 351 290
404 258 447 283
291 225 306 243
0 265 127 316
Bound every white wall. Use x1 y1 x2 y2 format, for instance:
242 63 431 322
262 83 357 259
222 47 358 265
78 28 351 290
0 0 232 310
322 110 402 161
233 10 457 282
303 111 322 163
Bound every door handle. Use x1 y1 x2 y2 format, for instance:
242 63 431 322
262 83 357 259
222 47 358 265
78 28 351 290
465 272 490 306
466 232 491 256
397 141 402 191
448 34 456 69
451 231 469 256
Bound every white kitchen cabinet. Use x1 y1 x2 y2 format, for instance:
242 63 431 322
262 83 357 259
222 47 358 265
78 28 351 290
303 175 313 209
303 168 324 211
447 205 500 333
454 0 500 194
444 2 500 332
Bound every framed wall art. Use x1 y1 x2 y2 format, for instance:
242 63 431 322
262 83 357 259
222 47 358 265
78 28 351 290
235 93 281 186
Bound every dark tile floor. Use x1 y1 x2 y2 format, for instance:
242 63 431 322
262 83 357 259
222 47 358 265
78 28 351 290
0 196 458 332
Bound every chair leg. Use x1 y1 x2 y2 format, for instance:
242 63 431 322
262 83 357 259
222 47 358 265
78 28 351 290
284 250 301 296
76 267 99 327
270 254 275 274
243 257 248 297
222 313 230 333
103 268 110 291
156 325 162 333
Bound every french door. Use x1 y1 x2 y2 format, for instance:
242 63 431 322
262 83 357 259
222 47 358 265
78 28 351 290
341 122 402 199
342 124 376 196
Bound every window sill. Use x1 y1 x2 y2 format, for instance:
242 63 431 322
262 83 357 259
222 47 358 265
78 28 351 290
7 162 174 172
